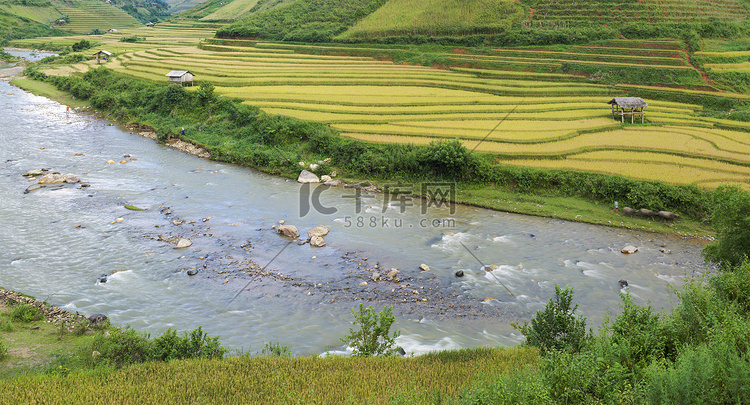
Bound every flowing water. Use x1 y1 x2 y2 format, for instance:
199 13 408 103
0 80 709 355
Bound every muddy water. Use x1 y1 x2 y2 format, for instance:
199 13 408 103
0 80 709 355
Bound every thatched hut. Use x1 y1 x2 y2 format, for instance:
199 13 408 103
608 97 648 123
165 70 194 86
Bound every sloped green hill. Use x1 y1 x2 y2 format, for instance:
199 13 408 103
340 0 524 39
216 0 387 41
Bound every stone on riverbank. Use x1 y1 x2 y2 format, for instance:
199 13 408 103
174 238 193 248
297 170 319 183
310 235 326 247
621 245 638 254
307 226 330 239
23 169 47 177
277 224 300 238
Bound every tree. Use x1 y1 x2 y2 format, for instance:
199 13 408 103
512 285 589 354
702 185 750 266
341 303 400 357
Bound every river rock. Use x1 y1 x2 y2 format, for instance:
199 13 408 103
23 169 47 177
97 274 108 283
309 163 319 171
324 180 342 187
88 313 108 326
187 269 199 276
618 279 629 288
621 245 638 254
297 170 319 183
454 270 464 277
64 174 80 183
174 238 193 248
320 175 332 182
277 224 300 238
371 272 381 281
419 263 430 271
297 239 308 246
310 235 326 247
37 173 66 184
387 268 399 281
24 184 43 194
308 225 330 239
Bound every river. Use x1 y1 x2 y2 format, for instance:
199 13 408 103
0 79 709 355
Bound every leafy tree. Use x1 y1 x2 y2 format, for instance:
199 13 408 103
512 285 589 354
341 303 400 357
702 185 750 266
71 39 91 52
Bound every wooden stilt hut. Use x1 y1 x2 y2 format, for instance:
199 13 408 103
93 50 112 64
608 97 648 123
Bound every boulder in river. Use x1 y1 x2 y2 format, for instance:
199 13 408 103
174 238 193 249
320 175 332 182
24 184 43 194
22 169 47 177
277 224 300 238
621 245 638 254
618 279 629 288
297 170 319 183
419 264 430 271
387 268 399 281
307 225 330 239
87 313 108 326
309 235 326 247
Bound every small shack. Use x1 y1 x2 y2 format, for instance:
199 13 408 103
165 70 194 86
146 22 154 27
93 50 112 64
608 97 648 123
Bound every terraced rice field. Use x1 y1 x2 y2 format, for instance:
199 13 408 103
25 29 750 188
59 1 141 33
522 0 748 28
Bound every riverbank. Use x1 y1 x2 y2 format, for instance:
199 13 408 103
7 73 714 241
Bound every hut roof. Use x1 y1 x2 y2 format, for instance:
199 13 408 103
607 97 648 108
165 70 193 78
94 50 112 56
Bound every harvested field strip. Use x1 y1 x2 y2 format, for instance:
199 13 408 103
704 62 750 72
258 108 611 123
491 49 688 66
499 158 750 186
567 46 685 58
334 124 580 142
248 101 695 115
445 54 696 70
615 84 750 99
568 151 750 176
449 67 587 82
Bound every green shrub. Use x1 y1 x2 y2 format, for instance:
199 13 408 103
152 326 226 361
341 303 400 357
262 341 291 357
9 304 43 323
85 327 153 369
702 185 750 266
512 285 589 354
71 39 91 52
457 366 551 404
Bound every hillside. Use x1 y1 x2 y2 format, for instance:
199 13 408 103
213 0 750 42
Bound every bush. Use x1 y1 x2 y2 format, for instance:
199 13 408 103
512 285 589 354
262 341 291 357
152 326 226 361
86 327 153 369
341 303 400 357
702 185 750 266
9 304 44 323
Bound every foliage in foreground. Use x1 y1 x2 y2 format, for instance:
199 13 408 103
466 259 750 404
341 303 400 357
78 326 226 369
